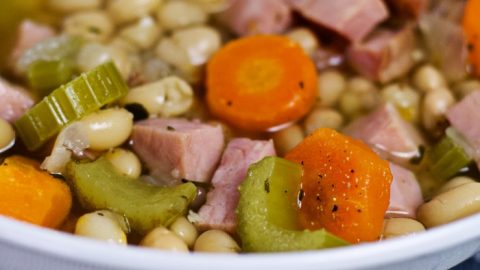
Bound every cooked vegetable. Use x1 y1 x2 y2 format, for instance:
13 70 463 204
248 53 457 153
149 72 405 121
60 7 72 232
16 35 83 74
140 226 189 252
15 62 129 151
66 157 197 234
237 156 348 252
285 128 393 243
206 35 317 131
426 127 473 181
382 218 425 239
463 0 480 77
75 210 128 245
417 182 480 228
170 216 198 248
104 148 142 179
194 230 240 253
0 156 72 228
27 59 74 97
0 119 15 153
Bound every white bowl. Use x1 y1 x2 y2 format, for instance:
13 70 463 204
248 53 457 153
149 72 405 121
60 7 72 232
1 214 480 270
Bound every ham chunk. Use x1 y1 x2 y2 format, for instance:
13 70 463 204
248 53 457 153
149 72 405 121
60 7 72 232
386 0 429 18
198 138 276 232
288 0 389 42
10 20 55 66
219 0 291 36
387 163 423 218
344 103 425 166
0 77 34 123
346 26 416 83
131 118 224 186
446 91 480 166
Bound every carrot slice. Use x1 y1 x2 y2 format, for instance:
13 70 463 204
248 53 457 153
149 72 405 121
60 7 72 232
285 128 392 243
463 0 480 76
206 35 317 132
0 156 72 228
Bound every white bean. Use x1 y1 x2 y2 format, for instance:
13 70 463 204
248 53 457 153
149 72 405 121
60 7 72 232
104 148 142 178
157 1 207 30
412 65 447 93
0 119 15 153
272 124 304 156
286 28 319 56
119 16 162 50
422 88 455 132
436 176 476 195
140 226 189 252
383 218 425 239
77 43 132 79
316 70 346 107
48 0 102 13
156 26 221 67
194 230 240 253
81 108 133 151
107 0 162 24
187 0 230 13
169 216 198 248
303 108 344 135
381 83 420 122
63 11 114 42
417 182 480 228
75 210 128 245
339 77 379 118
121 76 193 117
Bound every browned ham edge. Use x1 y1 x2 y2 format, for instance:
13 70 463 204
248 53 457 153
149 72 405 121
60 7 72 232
197 138 276 233
344 103 425 167
346 26 416 83
385 0 429 18
387 163 423 218
131 118 225 186
0 77 34 123
288 0 389 42
219 0 292 36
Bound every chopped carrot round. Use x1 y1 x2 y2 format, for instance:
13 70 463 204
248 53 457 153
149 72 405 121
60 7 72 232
285 128 392 243
206 35 317 132
0 156 72 228
463 0 480 76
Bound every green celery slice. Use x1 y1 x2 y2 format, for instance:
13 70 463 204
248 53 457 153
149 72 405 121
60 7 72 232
427 127 473 181
66 157 197 234
16 35 83 74
15 62 128 150
27 59 75 97
237 157 349 252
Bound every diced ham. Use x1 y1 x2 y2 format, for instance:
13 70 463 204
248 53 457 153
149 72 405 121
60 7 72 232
131 118 224 186
9 20 55 66
346 26 416 83
446 91 480 166
198 138 276 232
0 77 34 123
385 0 429 18
288 0 389 42
219 0 291 36
344 103 425 166
387 163 423 218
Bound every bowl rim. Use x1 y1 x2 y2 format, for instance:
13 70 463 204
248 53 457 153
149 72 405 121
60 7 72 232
1 214 479 270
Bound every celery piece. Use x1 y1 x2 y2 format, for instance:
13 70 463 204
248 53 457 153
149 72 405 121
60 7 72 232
67 158 197 234
237 157 349 252
427 127 473 181
27 59 74 97
15 62 128 151
16 35 83 74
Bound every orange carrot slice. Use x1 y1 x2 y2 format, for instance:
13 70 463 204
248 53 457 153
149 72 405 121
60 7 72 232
206 35 317 132
463 0 480 76
0 156 72 228
285 128 392 243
